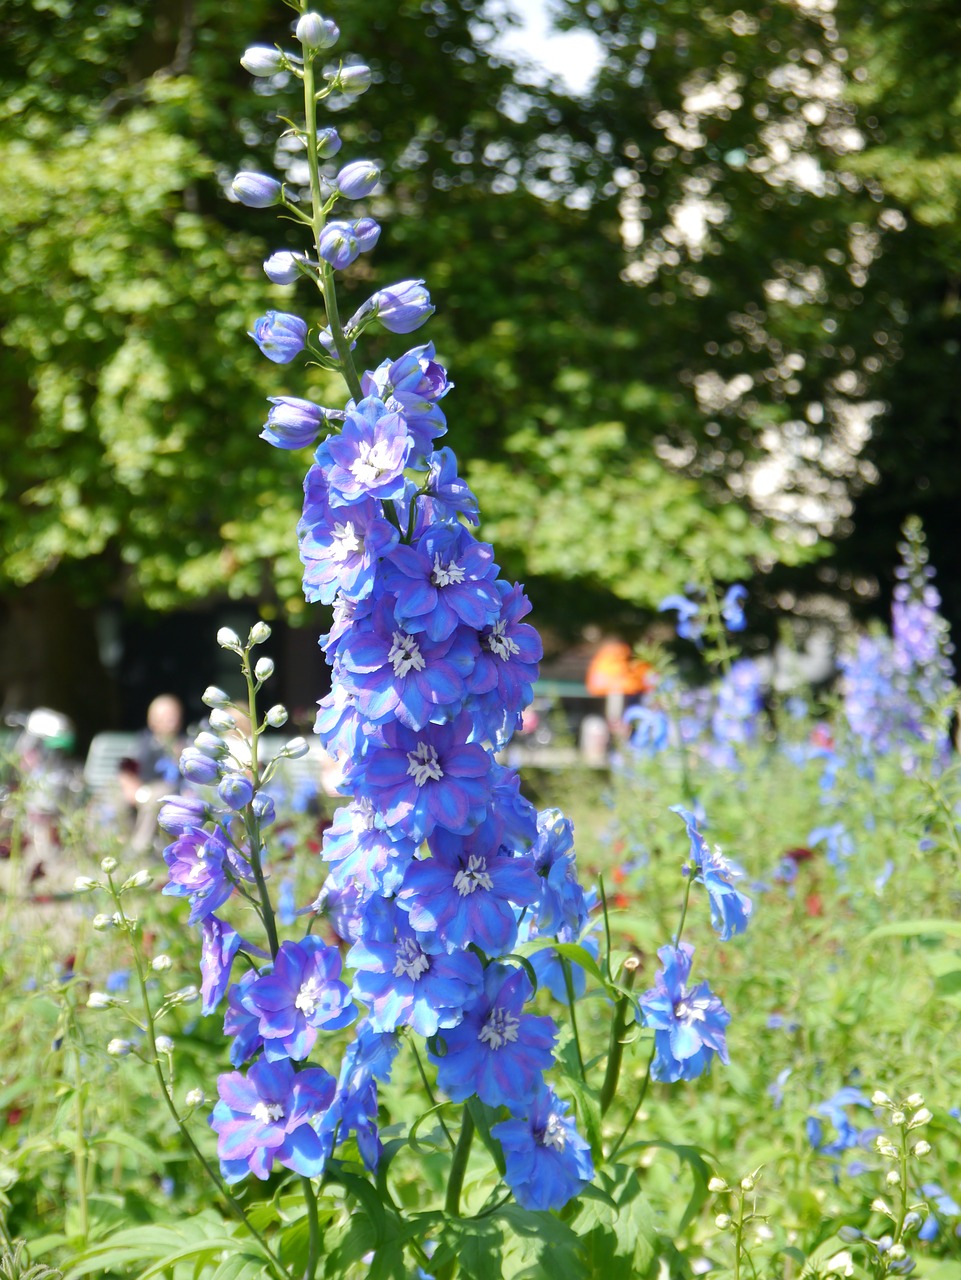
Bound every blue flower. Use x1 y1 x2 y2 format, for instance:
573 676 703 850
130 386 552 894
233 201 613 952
720 584 748 632
640 943 730 1083
491 1085 594 1211
670 805 752 941
262 395 326 450
658 594 702 643
431 965 556 1109
163 827 236 924
299 481 399 605
384 523 500 643
322 798 417 896
210 1057 335 1183
231 172 282 208
531 808 588 937
200 915 265 1016
240 937 356 1061
223 970 264 1066
321 397 413 506
335 160 380 199
624 703 670 756
249 311 308 363
319 221 361 270
367 279 434 334
806 1088 872 1157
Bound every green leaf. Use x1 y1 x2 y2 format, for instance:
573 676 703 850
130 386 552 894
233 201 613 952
862 919 961 941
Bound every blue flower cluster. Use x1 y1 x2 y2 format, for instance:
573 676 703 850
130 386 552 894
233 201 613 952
157 10 596 1213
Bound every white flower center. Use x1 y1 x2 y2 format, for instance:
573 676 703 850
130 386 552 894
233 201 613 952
252 1101 284 1125
353 796 377 832
452 854 494 897
541 1113 567 1151
674 995 709 1025
330 520 362 560
431 553 465 587
406 741 444 786
389 630 426 677
486 619 520 661
478 1006 520 1051
350 441 395 487
296 976 324 1017
392 936 431 981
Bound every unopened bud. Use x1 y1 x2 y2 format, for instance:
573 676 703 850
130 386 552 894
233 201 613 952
905 1093 924 1108
100 856 118 874
168 985 200 1006
876 1136 899 1157
87 991 114 1009
296 12 339 49
121 870 152 891
871 1197 893 1216
208 709 237 733
740 1175 756 1192
254 656 275 682
888 1243 907 1261
331 64 372 96
185 1088 205 1107
885 1170 901 1186
903 1212 922 1232
891 1110 905 1126
155 1035 175 1054
872 1090 892 1106
92 913 114 931
714 1213 731 1230
240 45 286 77
107 1038 132 1056
708 1177 727 1193
283 736 309 759
838 1226 862 1242
913 1139 931 1157
74 875 98 893
216 627 242 650
265 704 288 727
907 1108 932 1129
152 954 172 971
249 621 272 646
202 686 232 709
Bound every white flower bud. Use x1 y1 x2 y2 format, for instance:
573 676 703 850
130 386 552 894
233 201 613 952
708 1177 728 1193
152 954 172 971
907 1107 932 1129
168 985 200 1005
876 1136 899 1158
217 627 241 650
92 913 114 931
208 708 237 733
905 1093 924 1108
107 1038 132 1056
248 621 272 646
891 1110 905 1126
872 1090 892 1106
913 1139 931 1157
121 869 152 891
740 1175 756 1192
73 875 98 893
265 704 288 727
885 1170 901 1186
871 1197 893 1216
714 1213 731 1230
155 1035 175 1054
283 736 309 759
240 45 286 77
254 656 275 682
184 1088 205 1107
888 1243 907 1261
87 991 114 1008
296 12 339 50
100 856 118 874
202 685 232 709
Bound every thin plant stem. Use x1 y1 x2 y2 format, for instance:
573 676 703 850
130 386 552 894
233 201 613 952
598 956 640 1115
561 955 586 1081
606 1038 656 1163
72 1042 89 1242
409 1037 455 1150
301 1173 322 1280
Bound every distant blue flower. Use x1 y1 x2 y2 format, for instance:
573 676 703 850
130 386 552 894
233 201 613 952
624 703 670 755
658 594 702 643
670 805 752 940
806 1087 872 1157
249 311 308 364
431 964 556 1109
491 1085 594 1211
720 584 748 632
106 969 130 993
767 1066 792 1109
640 942 730 1083
919 1182 961 1241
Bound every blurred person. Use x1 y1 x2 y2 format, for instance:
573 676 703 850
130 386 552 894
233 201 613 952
137 694 185 789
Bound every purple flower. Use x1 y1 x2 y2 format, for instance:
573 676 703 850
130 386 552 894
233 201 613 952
162 826 235 924
640 943 730 1083
299 479 399 605
200 916 244 1015
263 250 308 285
179 747 220 786
350 713 491 843
468 580 543 745
670 805 752 940
316 127 342 158
249 311 308 364
336 594 474 730
361 344 451 458
384 524 500 642
231 172 282 208
336 160 380 199
398 823 540 956
158 794 210 835
352 217 381 252
219 773 254 810
356 280 434 335
321 798 417 896
262 396 326 450
210 1056 335 1183
491 1085 594 1211
224 971 264 1066
720 584 748 632
348 910 484 1037
241 937 356 1061
321 397 413 506
431 964 556 1109
531 808 588 936
421 449 478 525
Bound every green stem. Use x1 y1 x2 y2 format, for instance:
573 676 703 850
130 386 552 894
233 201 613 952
674 871 694 948
409 1037 455 1150
445 1108 475 1217
599 956 640 1114
606 1037 656 1162
561 956 586 1081
72 1042 89 1242
301 1174 322 1280
243 653 280 960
